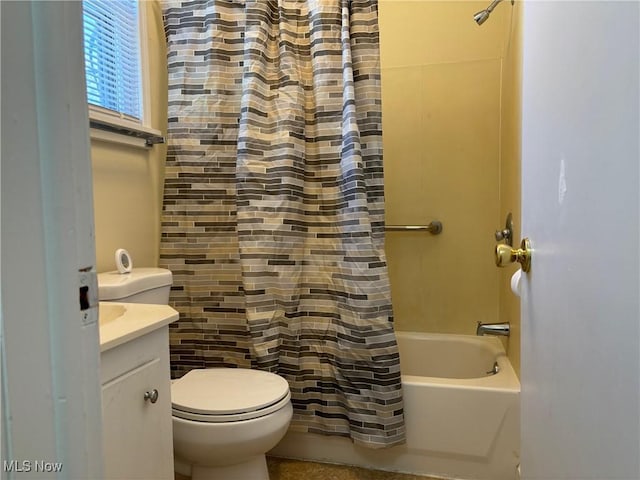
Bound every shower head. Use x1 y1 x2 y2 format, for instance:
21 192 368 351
473 9 491 25
473 0 513 25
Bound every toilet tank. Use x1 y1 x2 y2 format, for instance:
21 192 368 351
97 268 172 305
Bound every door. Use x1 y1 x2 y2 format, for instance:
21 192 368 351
520 1 639 479
1 2 103 477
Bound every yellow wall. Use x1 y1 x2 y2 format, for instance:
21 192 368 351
498 1 522 375
380 0 506 334
380 0 522 371
91 1 167 273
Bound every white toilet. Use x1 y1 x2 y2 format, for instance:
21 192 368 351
98 267 293 480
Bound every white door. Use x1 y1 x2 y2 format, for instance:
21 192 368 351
520 1 639 479
1 2 103 477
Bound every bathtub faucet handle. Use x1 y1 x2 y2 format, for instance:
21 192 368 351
495 212 514 246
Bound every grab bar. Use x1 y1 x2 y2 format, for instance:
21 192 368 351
384 221 443 235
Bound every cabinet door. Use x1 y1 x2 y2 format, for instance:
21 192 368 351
102 358 174 479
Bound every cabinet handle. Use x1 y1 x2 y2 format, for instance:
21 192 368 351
144 389 159 404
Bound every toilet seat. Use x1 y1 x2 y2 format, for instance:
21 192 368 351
171 368 291 423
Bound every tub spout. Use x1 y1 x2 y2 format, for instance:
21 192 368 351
476 321 510 337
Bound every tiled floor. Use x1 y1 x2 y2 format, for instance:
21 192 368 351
175 457 441 480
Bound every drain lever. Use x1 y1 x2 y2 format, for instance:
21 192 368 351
486 362 500 375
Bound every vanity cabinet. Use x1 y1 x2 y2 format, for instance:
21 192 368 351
100 326 174 479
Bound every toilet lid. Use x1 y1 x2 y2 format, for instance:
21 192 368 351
171 368 290 417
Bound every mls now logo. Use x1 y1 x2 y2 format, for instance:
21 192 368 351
4 460 63 473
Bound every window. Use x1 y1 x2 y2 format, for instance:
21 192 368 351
82 0 141 121
81 0 162 146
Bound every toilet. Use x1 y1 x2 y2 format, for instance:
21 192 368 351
98 267 293 480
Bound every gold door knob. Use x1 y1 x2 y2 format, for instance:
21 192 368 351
495 238 531 272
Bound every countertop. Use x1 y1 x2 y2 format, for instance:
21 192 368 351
99 302 179 352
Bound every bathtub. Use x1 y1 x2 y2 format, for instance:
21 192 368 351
269 332 520 480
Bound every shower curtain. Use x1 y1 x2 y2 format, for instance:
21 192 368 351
161 0 405 448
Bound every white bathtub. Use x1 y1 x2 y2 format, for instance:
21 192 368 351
270 332 520 480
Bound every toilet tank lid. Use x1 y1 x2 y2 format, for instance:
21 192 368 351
97 268 172 301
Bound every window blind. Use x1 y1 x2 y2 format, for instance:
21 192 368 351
82 0 141 120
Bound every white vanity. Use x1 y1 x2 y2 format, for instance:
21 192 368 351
99 302 178 480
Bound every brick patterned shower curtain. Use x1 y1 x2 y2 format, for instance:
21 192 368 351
161 0 405 447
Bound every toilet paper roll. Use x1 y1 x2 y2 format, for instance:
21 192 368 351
510 269 522 297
